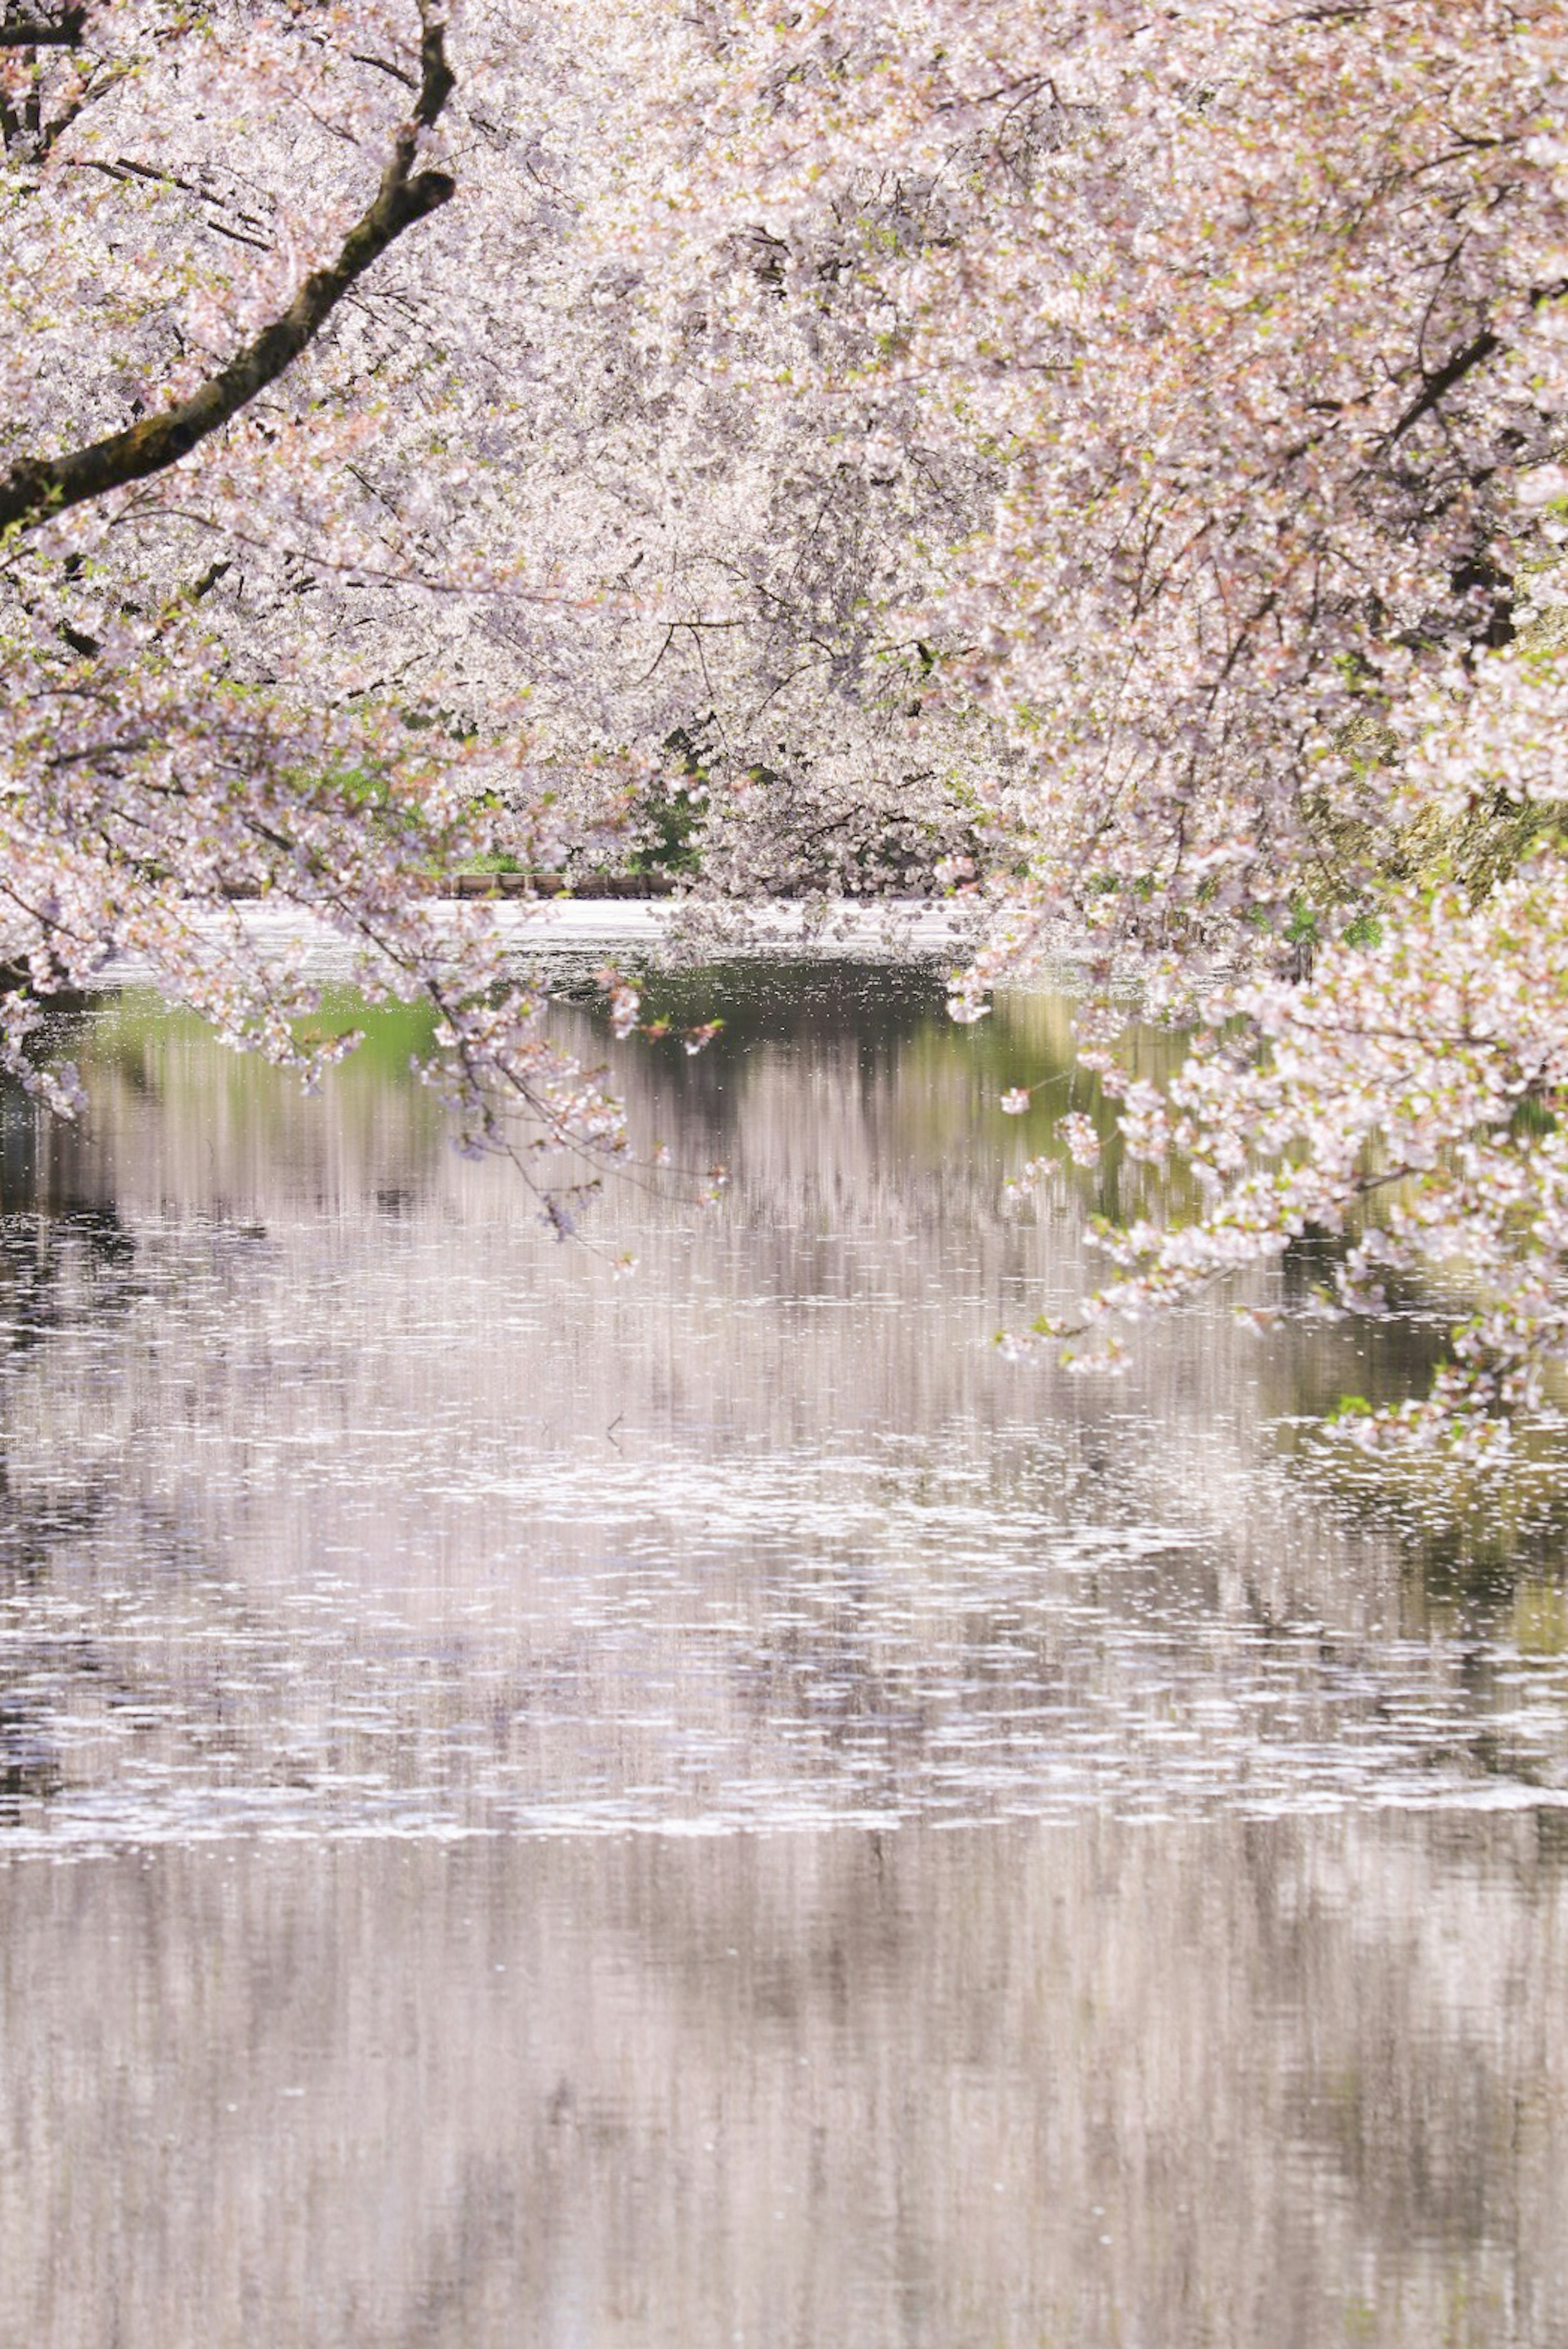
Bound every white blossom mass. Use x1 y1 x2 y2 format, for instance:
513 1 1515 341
2 0 1567 1448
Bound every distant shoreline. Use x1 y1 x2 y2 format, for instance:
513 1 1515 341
85 897 982 989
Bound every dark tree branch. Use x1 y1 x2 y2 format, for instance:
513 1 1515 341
1385 325 1500 446
183 557 233 607
351 49 418 92
1384 279 1568 449
31 60 114 158
0 19 457 539
69 154 275 247
0 7 84 45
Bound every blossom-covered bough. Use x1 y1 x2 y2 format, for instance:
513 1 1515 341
0 0 664 1226
5 0 1568 1442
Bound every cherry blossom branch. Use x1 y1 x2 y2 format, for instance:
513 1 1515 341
0 17 457 539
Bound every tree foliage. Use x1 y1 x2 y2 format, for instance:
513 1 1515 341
4 0 1568 1441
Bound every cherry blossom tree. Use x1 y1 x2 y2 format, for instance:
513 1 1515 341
0 0 666 1230
0 0 1002 1249
7 0 1568 1443
605 0 1568 1451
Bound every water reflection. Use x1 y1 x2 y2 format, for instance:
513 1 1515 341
0 974 1561 1846
2 1818 1565 2349
0 969 1565 2345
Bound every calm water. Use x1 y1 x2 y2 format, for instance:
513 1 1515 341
1 965 1566 2347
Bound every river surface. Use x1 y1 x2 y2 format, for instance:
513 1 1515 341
2 962 1566 2348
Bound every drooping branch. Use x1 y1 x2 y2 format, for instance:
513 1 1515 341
0 18 457 539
